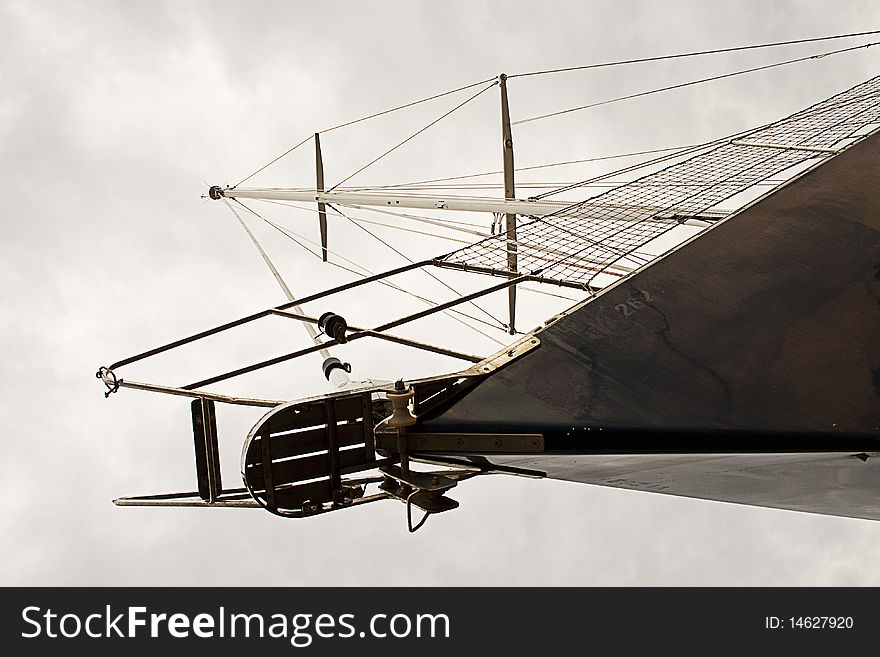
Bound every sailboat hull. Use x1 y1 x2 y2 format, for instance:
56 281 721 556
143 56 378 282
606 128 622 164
416 129 880 519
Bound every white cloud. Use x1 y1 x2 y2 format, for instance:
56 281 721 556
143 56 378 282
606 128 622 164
2 0 880 586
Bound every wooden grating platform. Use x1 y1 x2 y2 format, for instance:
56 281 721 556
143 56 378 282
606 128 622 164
241 391 382 515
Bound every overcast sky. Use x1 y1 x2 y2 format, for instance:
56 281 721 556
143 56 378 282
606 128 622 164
3 0 880 586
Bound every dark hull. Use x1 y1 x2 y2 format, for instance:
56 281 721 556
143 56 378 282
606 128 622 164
416 130 880 519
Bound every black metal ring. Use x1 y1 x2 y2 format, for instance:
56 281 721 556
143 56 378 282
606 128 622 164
96 366 122 398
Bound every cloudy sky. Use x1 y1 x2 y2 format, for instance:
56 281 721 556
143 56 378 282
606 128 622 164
2 0 880 586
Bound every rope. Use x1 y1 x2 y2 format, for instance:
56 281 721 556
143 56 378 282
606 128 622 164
235 76 495 187
327 81 498 191
508 29 880 78
512 40 879 126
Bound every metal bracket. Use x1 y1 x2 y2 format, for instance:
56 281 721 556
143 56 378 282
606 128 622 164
467 335 541 376
376 432 544 454
381 464 458 494
378 464 475 532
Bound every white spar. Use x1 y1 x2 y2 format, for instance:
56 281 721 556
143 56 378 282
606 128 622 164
216 187 717 226
222 199 352 389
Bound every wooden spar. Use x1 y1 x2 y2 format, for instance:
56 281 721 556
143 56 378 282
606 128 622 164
499 73 517 335
315 133 329 262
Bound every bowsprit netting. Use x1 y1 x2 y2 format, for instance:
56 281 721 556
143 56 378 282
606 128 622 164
437 75 880 289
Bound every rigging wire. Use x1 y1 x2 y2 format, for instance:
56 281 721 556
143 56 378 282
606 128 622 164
230 199 508 345
252 197 489 242
340 181 786 190
232 135 313 189
288 208 580 320
325 202 511 332
310 88 878 193
508 29 880 78
344 144 700 190
250 197 622 298
343 183 577 191
253 198 489 244
256 196 485 229
256 199 477 247
221 199 333 359
512 40 879 126
532 77 880 199
480 78 880 289
232 88 870 278
235 76 496 187
336 202 491 237
247 198 583 301
332 205 582 302
236 200 507 343
519 286 579 302
259 198 479 244
225 35 880 331
234 30 880 188
338 216 473 244
327 81 498 191
336 201 647 276
320 78 496 135
532 140 724 199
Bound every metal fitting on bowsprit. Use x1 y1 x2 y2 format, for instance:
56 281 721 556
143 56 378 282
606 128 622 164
321 357 351 381
318 312 348 343
386 379 417 428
